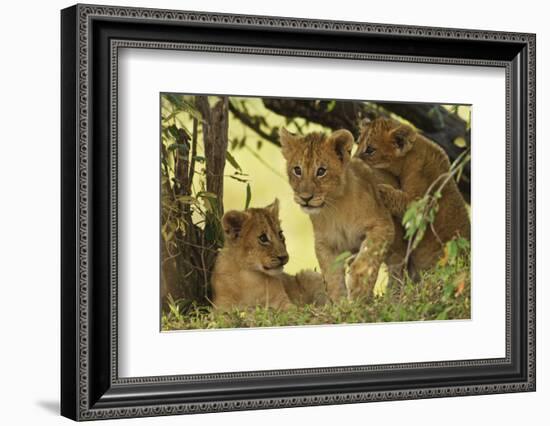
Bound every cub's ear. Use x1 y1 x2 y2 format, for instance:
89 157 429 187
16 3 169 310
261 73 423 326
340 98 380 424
279 127 299 159
358 117 372 130
391 125 416 155
222 210 249 241
265 198 280 218
328 129 354 163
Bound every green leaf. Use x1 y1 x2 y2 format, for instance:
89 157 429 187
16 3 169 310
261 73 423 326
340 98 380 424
443 282 455 299
428 106 445 129
163 94 203 122
165 124 179 139
402 206 416 226
412 227 426 250
426 205 438 223
456 237 470 251
404 219 417 238
167 143 189 153
415 212 424 228
227 175 249 183
447 240 458 262
204 221 217 244
197 191 218 200
177 195 197 204
334 251 353 264
326 100 337 112
225 151 242 171
330 251 352 272
162 111 177 122
245 183 252 209
436 309 449 320
454 137 467 148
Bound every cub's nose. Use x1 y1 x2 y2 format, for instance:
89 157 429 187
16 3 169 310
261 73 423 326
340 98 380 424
277 255 289 265
299 194 313 203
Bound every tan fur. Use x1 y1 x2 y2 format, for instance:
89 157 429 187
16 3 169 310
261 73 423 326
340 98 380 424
355 117 470 271
283 270 329 306
211 200 328 310
279 128 406 302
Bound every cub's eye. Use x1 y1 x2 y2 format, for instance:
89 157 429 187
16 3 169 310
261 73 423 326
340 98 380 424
278 231 285 240
293 166 302 177
258 233 269 244
316 167 327 177
364 146 376 156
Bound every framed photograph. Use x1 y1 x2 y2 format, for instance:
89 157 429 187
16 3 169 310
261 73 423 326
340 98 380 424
61 4 536 421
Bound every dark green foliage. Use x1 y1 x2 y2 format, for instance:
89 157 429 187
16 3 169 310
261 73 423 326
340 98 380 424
161 95 228 306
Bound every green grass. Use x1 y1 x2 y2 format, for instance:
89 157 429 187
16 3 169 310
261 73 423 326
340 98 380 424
161 245 470 331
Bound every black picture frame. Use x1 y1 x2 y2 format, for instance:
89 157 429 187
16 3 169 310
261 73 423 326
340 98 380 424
61 4 536 421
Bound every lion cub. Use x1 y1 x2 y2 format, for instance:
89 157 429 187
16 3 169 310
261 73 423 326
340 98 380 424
355 117 470 270
211 199 327 311
279 128 405 302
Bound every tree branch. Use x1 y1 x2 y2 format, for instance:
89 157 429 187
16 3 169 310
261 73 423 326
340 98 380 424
262 98 379 136
228 101 280 146
261 98 470 201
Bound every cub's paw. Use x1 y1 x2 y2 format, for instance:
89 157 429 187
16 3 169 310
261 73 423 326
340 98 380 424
377 184 402 216
346 259 376 302
325 275 347 303
296 270 329 306
343 254 357 297
377 183 397 202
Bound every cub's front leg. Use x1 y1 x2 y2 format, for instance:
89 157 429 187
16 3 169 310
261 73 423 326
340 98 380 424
377 184 411 217
315 241 346 302
378 170 430 218
347 221 394 302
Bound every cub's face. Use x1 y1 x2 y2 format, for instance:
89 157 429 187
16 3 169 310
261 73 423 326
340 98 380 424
355 117 416 169
222 199 289 276
279 128 354 215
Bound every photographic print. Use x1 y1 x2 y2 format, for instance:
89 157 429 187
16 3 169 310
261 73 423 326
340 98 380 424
160 94 472 331
61 6 535 418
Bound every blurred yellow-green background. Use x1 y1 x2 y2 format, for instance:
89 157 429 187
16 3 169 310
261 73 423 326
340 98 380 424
221 98 326 274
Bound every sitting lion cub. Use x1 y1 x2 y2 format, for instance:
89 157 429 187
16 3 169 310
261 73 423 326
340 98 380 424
355 117 470 271
279 128 405 302
211 199 327 311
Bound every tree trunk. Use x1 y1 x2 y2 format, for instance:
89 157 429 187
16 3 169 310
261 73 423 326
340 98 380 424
160 121 200 307
196 96 229 301
196 96 229 215
160 97 230 309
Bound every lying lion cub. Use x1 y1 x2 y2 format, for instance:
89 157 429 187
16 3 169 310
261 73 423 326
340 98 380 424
355 117 470 271
211 199 328 311
279 128 406 302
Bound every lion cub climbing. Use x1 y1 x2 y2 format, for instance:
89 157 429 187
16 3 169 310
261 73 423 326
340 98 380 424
355 117 470 271
211 199 328 311
279 128 406 303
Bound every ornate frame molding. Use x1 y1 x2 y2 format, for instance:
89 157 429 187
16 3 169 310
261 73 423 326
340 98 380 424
61 4 536 421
